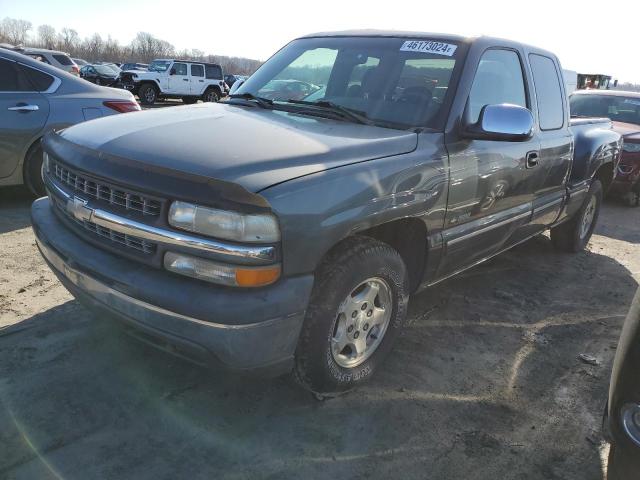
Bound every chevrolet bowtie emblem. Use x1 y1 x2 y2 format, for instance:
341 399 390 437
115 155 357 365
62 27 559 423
66 196 93 222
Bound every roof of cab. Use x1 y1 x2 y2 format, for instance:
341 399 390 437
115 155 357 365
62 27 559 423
296 30 558 58
299 30 472 43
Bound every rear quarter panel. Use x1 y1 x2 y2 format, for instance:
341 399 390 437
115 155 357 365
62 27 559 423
569 118 622 183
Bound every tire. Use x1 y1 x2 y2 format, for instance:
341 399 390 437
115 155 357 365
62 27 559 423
294 236 409 395
138 84 157 105
182 97 197 104
24 142 46 197
550 179 603 252
202 88 219 103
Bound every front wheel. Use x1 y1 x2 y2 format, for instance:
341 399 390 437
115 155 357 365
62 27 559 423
294 237 409 396
138 84 157 105
550 179 603 252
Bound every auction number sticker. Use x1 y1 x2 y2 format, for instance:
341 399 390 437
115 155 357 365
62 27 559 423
400 40 457 57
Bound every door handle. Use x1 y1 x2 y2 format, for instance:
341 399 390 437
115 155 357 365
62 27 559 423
526 151 539 168
183 79 189 82
8 104 39 112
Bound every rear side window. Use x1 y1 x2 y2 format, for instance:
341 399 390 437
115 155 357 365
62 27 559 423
529 54 564 130
467 49 527 124
191 64 204 77
0 58 32 91
19 64 55 91
52 54 73 66
205 65 222 79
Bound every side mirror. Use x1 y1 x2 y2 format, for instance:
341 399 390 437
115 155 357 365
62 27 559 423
463 104 534 142
169 68 176 75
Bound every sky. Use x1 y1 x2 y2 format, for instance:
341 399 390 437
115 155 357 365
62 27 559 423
1 0 639 83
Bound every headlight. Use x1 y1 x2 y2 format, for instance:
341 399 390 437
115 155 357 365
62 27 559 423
164 251 280 287
623 142 640 153
168 201 280 243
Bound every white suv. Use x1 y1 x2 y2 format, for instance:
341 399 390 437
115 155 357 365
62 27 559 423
120 59 227 105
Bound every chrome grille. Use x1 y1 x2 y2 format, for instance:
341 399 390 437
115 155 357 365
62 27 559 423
52 193 157 255
50 159 161 217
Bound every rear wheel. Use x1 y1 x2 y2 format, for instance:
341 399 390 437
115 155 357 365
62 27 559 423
294 237 409 396
138 84 157 105
550 179 603 252
202 88 219 102
24 142 45 197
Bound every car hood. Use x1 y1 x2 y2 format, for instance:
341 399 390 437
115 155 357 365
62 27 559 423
613 121 640 141
59 102 418 192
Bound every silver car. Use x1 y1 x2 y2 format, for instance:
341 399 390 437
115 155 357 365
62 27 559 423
0 48 140 195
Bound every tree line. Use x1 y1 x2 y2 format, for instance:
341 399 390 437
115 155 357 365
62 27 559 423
0 17 262 75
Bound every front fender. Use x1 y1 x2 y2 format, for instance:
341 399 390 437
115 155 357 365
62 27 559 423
260 133 449 277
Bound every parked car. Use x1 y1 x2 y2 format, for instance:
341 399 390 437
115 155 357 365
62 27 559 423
224 74 247 87
121 62 148 72
79 64 120 86
259 79 321 101
18 47 80 76
119 58 225 105
228 76 247 95
73 58 89 67
0 48 140 196
31 32 621 396
570 90 640 206
604 287 640 478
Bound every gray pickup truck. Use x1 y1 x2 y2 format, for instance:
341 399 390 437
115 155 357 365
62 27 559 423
31 31 622 396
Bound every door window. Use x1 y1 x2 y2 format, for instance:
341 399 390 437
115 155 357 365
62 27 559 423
467 49 527 123
172 63 187 75
529 54 564 130
0 59 32 91
191 64 204 77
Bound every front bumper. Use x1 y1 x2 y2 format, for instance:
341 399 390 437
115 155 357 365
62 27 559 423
31 197 314 375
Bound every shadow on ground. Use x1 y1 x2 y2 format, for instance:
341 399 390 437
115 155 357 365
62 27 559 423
0 187 34 235
0 233 636 480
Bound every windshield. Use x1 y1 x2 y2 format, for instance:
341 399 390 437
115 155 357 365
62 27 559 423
235 36 463 129
570 94 640 126
149 60 172 72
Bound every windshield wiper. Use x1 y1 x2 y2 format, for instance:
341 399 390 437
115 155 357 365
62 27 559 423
228 93 273 109
284 99 373 125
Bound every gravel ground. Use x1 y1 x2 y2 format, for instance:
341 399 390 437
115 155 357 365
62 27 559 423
1 185 638 480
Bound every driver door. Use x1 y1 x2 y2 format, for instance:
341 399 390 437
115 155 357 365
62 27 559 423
438 48 540 277
168 62 190 95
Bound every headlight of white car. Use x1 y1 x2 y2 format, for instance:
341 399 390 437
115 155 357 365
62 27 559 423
623 142 640 153
168 201 280 243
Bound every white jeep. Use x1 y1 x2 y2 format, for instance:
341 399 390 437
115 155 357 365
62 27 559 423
120 59 227 105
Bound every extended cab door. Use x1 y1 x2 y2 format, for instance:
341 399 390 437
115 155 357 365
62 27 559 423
0 58 50 178
527 53 572 228
438 47 540 277
168 62 190 95
189 64 205 95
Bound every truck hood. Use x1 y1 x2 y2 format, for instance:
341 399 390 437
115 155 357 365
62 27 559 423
60 102 418 192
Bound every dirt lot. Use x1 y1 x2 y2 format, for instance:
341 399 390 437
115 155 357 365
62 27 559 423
1 185 638 480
